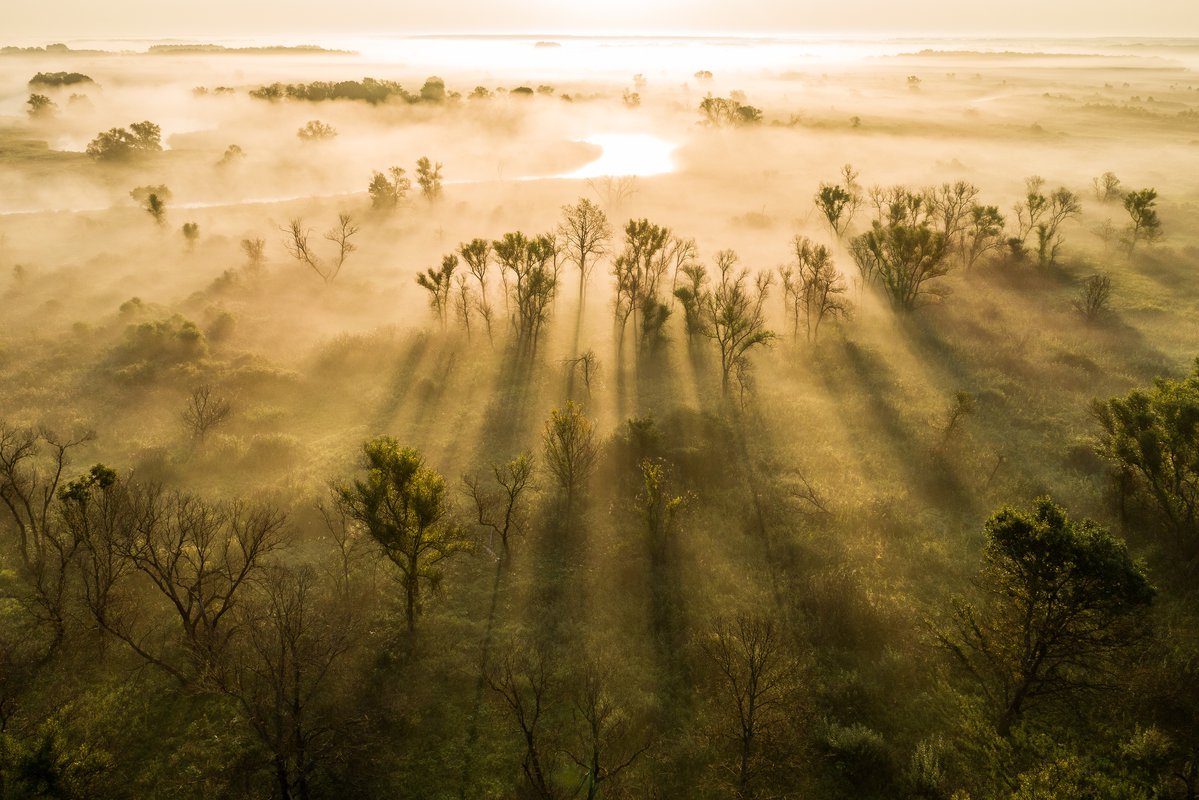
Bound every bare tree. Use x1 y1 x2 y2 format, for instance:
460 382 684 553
486 639 562 800
700 612 800 798
281 213 359 283
181 383 232 440
566 660 653 800
780 236 848 343
464 452 535 556
1074 273 1114 322
557 198 612 317
0 424 94 651
224 564 359 800
562 350 600 398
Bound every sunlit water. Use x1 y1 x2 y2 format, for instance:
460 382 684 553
560 134 676 179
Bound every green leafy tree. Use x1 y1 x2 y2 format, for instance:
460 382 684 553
419 76 446 102
612 219 671 347
181 221 199 249
130 185 171 225
416 254 458 329
936 497 1154 737
367 166 411 210
459 238 494 340
1092 359 1199 542
1123 188 1162 254
703 250 774 394
25 93 56 119
543 401 598 509
296 120 337 141
849 202 951 312
335 438 471 632
493 231 557 354
959 204 1006 269
86 121 162 161
416 156 443 202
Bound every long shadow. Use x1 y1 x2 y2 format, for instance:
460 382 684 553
456 555 509 800
817 338 970 508
364 331 432 435
474 341 540 462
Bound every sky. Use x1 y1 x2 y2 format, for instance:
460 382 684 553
5 0 1198 41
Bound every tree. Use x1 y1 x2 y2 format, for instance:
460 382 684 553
673 263 709 343
612 219 672 347
459 238 494 341
1073 273 1113 322
464 453 534 556
281 214 359 283
99 489 288 682
813 165 862 240
25 93 56 119
1014 177 1080 268
779 236 848 343
130 185 171 225
335 438 471 632
181 222 200 249
849 201 951 312
0 424 95 653
565 660 652 800
416 156 443 202
557 198 611 317
1123 188 1162 254
699 94 762 126
493 231 558 354
700 611 800 798
543 402 598 509
486 638 562 800
959 204 1006 270
224 564 358 800
936 497 1154 737
181 383 232 439
419 76 446 103
367 167 411 210
703 250 774 394
416 254 458 329
296 120 337 141
217 144 244 167
241 238 266 271
1093 171 1122 202
86 120 162 161
1092 360 1199 543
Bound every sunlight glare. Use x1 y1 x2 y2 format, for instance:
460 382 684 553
561 133 677 178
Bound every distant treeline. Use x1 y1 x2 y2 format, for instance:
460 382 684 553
147 44 353 55
250 76 448 104
28 71 95 87
2 43 106 55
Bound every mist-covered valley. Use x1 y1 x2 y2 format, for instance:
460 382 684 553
2 35 1199 799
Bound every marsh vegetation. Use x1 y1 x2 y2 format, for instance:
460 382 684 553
1 35 1198 799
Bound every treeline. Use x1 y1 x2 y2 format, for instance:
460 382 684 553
249 76 450 104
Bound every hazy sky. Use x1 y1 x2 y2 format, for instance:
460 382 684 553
6 0 1198 41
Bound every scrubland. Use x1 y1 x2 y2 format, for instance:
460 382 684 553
1 39 1198 799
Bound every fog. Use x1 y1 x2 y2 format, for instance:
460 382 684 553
2 32 1199 799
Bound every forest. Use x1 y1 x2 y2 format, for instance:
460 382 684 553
1 36 1198 799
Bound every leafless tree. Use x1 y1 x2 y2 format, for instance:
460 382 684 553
281 213 359 283
557 198 612 317
181 383 232 440
700 612 801 798
464 452 535 556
